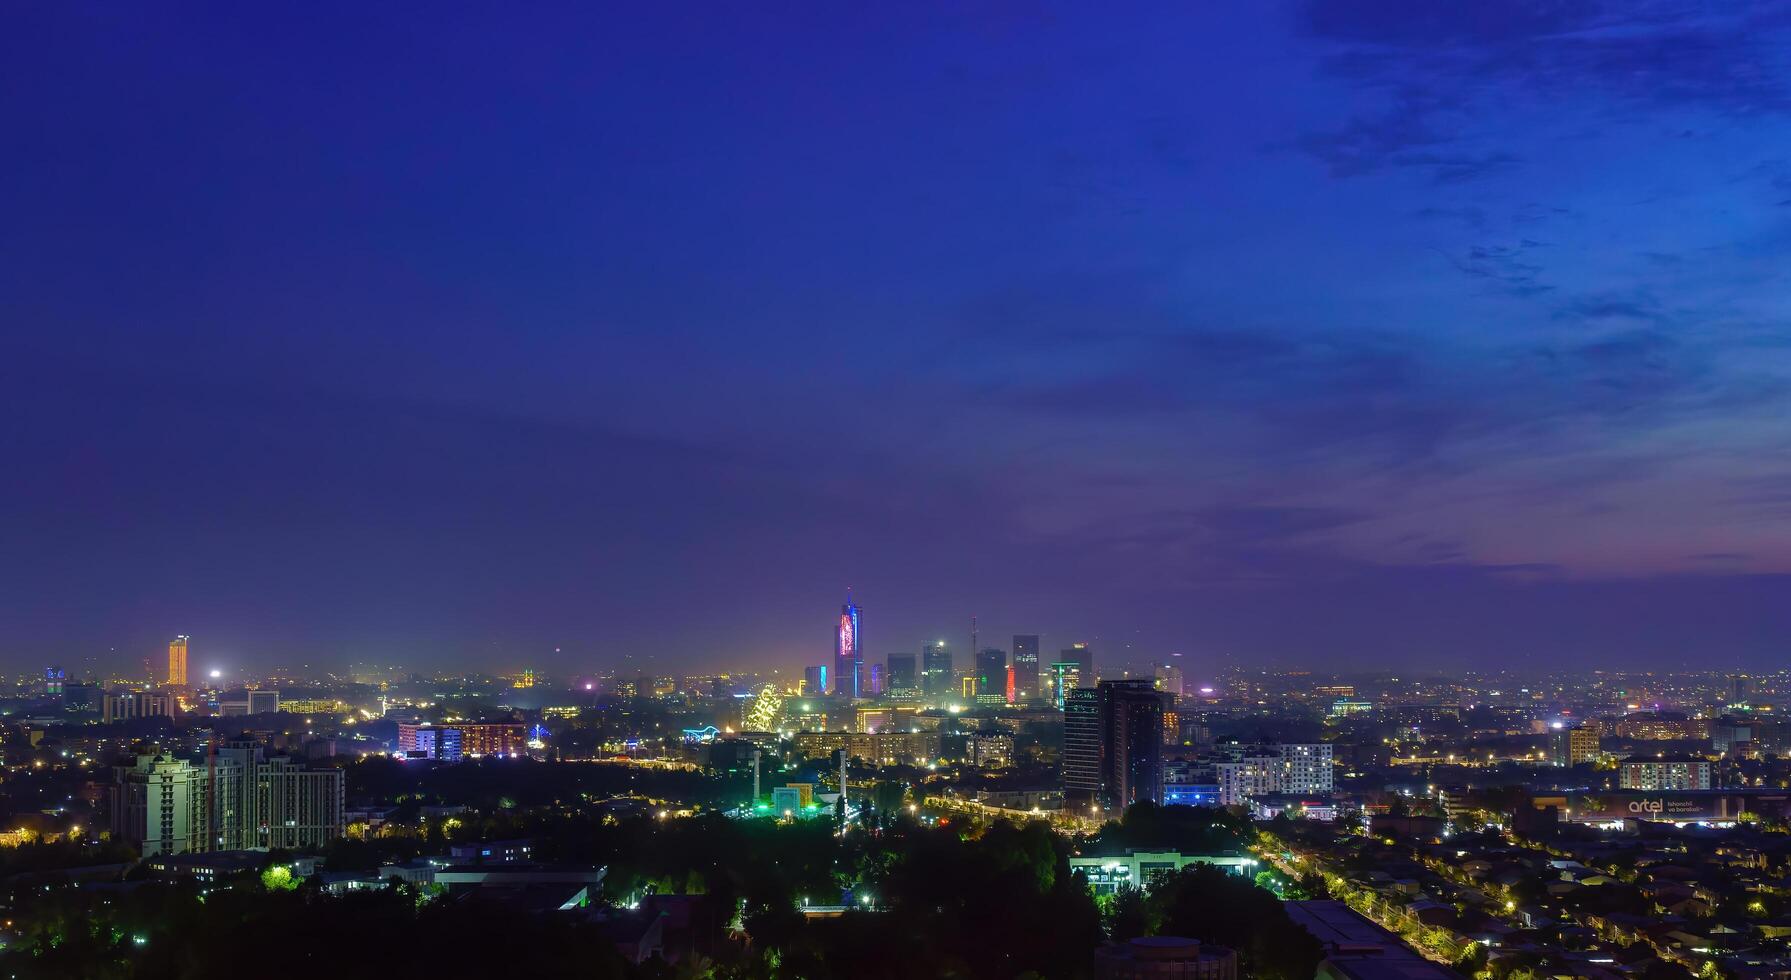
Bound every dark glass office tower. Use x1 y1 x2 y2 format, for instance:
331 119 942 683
1061 679 1168 810
1062 687 1103 805
886 653 917 692
921 641 952 696
974 647 1007 702
1011 634 1040 699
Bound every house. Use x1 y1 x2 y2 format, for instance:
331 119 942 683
603 910 665 965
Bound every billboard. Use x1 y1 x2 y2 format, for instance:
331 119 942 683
1566 791 1791 823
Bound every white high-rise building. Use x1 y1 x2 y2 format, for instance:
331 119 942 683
1213 743 1333 805
1277 743 1333 794
111 755 207 856
113 746 344 855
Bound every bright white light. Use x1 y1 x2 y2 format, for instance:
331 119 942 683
209 669 222 679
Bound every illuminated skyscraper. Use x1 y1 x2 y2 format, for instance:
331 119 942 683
974 647 1006 704
833 596 862 699
1049 662 1082 709
1061 642 1093 686
921 641 952 697
803 665 829 696
167 635 189 688
1062 688 1102 803
1154 661 1183 696
886 653 917 693
1011 634 1040 700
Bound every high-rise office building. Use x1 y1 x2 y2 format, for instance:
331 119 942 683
867 663 884 696
1011 635 1040 700
1732 674 1752 705
1154 662 1183 696
1103 679 1168 809
1062 643 1094 686
167 635 189 688
833 597 862 699
1049 662 1082 709
1062 688 1103 804
1062 679 1170 810
921 641 952 697
1551 724 1602 766
803 665 829 696
974 647 1007 704
886 653 917 693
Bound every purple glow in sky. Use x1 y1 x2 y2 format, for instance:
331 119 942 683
3 2 1790 674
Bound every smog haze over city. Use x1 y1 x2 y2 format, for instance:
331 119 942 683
7 2 1791 677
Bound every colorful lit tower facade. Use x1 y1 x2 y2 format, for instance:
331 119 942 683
167 635 189 688
832 596 862 699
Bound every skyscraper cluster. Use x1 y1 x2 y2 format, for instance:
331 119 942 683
808 597 1101 710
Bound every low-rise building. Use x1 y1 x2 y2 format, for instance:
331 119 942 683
1069 849 1256 896
1095 937 1237 980
398 722 527 759
968 733 1013 768
1285 900 1461 980
102 691 176 724
791 731 941 765
1248 793 1339 822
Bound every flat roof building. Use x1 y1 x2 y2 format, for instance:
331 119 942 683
1285 900 1460 980
1095 937 1236 980
1619 756 1712 790
1069 849 1255 896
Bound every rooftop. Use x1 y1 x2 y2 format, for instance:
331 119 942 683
1284 901 1460 980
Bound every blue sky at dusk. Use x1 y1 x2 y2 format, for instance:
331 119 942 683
5 2 1791 675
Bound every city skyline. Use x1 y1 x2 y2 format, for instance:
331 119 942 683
13 7 1791 979
6 4 1791 671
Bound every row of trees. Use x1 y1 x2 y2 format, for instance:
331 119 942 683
4 786 1323 979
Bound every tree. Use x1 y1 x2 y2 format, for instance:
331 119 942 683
1105 884 1154 942
1296 870 1332 900
1147 864 1323 980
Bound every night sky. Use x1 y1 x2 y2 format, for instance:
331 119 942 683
5 2 1791 677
